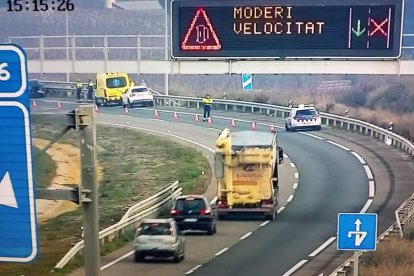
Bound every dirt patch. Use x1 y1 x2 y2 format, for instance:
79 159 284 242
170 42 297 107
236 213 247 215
34 138 103 223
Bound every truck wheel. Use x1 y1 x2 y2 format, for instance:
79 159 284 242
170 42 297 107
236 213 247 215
285 123 289 131
173 252 182 263
265 210 276 221
134 252 144 262
103 98 108 107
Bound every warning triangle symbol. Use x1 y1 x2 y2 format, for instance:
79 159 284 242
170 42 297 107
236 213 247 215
181 8 222 51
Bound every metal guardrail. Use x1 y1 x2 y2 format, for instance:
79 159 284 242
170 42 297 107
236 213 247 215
55 181 182 269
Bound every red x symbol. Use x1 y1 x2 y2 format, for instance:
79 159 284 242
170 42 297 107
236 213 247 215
370 18 388 37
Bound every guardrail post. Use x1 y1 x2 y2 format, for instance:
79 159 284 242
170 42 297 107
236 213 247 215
39 35 44 75
8 36 12 43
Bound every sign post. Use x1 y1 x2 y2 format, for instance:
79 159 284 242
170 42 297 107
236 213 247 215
337 213 378 276
0 45 38 262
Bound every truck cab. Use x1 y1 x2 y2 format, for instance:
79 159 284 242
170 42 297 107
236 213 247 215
95 72 134 106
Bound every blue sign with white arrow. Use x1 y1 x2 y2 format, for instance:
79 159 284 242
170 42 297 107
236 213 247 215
337 213 377 251
0 44 37 262
242 73 252 91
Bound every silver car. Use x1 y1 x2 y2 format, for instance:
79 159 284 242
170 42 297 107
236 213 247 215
133 218 185 262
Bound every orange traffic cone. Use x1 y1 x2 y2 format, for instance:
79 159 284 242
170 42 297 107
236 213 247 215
231 119 237 127
94 104 99 113
124 106 129 115
57 101 62 109
194 114 200 122
207 117 212 125
270 125 276 133
251 121 257 130
153 110 159 119
173 112 178 120
32 100 37 108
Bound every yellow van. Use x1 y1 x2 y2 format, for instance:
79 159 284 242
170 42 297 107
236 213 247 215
95 72 134 106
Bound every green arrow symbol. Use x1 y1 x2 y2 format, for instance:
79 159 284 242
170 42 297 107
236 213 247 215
352 20 366 37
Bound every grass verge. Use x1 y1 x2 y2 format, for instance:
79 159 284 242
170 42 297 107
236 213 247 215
34 147 56 189
0 114 211 276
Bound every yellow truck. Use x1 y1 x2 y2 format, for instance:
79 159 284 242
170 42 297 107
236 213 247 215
95 72 134 106
214 129 284 220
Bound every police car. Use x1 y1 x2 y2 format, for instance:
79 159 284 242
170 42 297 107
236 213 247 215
285 104 322 131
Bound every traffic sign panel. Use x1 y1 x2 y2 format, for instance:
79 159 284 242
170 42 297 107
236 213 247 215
171 0 403 59
337 213 377 251
242 74 252 91
0 45 27 97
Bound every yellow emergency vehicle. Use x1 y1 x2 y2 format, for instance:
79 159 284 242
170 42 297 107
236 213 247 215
95 72 134 106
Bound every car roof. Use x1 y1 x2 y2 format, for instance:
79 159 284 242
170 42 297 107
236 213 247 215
176 195 206 200
141 218 173 224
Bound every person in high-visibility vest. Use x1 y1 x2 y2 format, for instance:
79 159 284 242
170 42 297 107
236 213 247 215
87 79 94 101
76 79 83 103
202 94 213 121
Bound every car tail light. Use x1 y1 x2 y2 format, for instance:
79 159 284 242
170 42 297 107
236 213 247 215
170 209 180 216
200 209 211 215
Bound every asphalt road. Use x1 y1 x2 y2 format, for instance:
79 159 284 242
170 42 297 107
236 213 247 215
32 99 414 276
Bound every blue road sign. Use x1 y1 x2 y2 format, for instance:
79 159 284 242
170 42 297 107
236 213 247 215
0 46 27 97
0 45 37 262
242 73 252 91
337 213 377 251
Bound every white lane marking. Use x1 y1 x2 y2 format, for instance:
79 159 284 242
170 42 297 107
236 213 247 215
100 250 134 271
327 140 351 151
208 127 221 131
283 153 288 158
287 195 294 202
99 122 215 153
293 183 298 189
364 165 374 179
259 220 270 227
360 199 374 213
152 118 165 122
300 132 324 140
282 260 309 276
308 237 336 257
214 247 229 256
42 112 53 115
369 181 375 198
185 264 202 275
290 162 296 168
277 206 285 213
351 151 366 164
118 114 131 118
295 172 299 179
240 232 253 240
180 123 192 126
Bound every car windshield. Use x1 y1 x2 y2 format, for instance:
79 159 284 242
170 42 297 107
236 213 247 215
138 222 172 236
106 77 127 88
175 198 206 212
296 109 318 116
132 87 149 93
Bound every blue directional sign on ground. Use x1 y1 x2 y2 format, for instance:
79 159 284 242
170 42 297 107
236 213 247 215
0 44 38 262
337 213 377 251
242 73 252 91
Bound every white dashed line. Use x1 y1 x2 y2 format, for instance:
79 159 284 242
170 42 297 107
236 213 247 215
293 183 298 189
308 237 336 257
327 140 351 151
283 153 288 158
369 181 375 198
300 132 324 140
214 247 229 256
259 220 270 227
240 232 252 240
351 151 366 164
185 264 202 275
295 172 299 179
282 260 308 276
287 195 294 202
151 118 165 122
42 112 53 115
360 199 374 213
290 162 296 168
180 123 192 126
364 165 374 179
100 250 134 271
208 127 221 131
277 206 285 213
